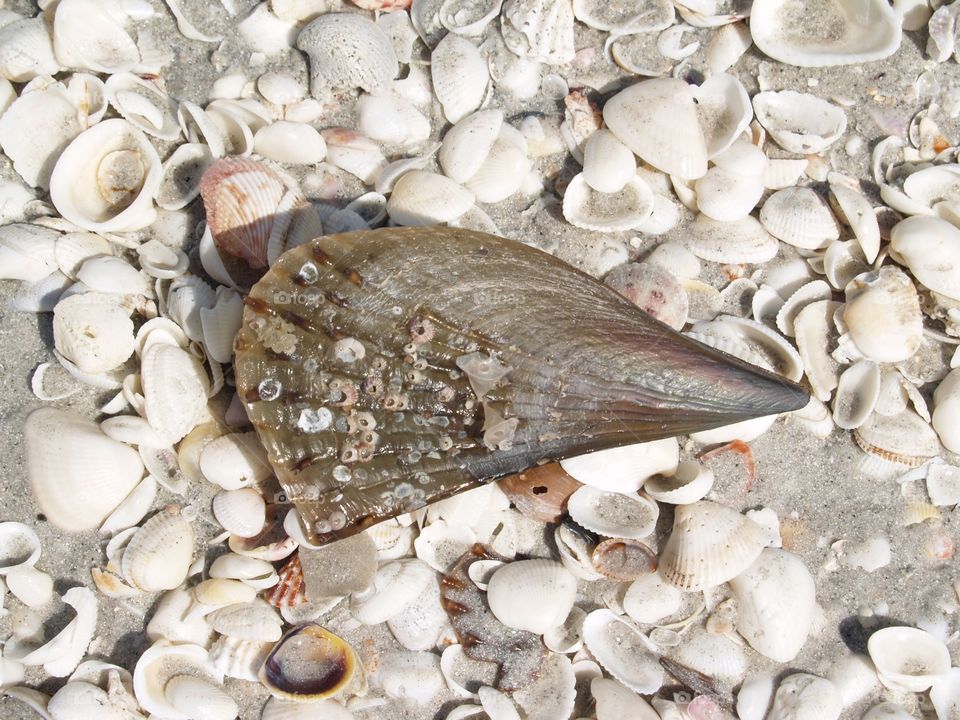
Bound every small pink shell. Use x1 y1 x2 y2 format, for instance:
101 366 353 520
265 553 308 609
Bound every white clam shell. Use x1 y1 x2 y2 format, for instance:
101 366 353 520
695 166 765 222
750 0 900 67
591 677 659 720
670 627 747 685
930 667 960 720
736 674 775 720
566 486 658 539
561 438 678 493
164 675 238 720
156 143 214 211
502 0 575 65
604 78 708 180
767 674 841 720
695 72 752 159
254 121 327 164
711 137 768 177
760 187 840 250
99 476 158 537
15 586 97 678
386 572 449 651
212 488 266 538
729 548 816 662
431 33 488 123
206 600 282 642
890 215 960 301
133 641 223 719
138 239 189 280
0 78 83 189
622 571 683 624
830 182 880 264
843 267 923 364
776 279 832 337
573 0 673 33
50 119 162 233
105 73 181 141
686 214 779 264
753 91 847 154
660 500 766 591
257 72 305 106
0 522 42 575
166 274 216 343
209 553 278 590
142 342 210 446
209 635 272 683
562 173 654 232
200 432 272 490
350 559 434 625
121 507 194 592
794 299 842 402
867 626 951 692
0 16 59 82
582 129 636 194
193 578 257 609
464 137 531 204
486 560 577 634
0 222 60 282
53 0 142 73
832 360 881 430
644 460 714 505
439 109 504 184
296 13 397 95
25 407 143 532
413 518 475 574
321 128 387 184
358 93 431 146
76 255 149 295
765 157 809 190
582 609 663 694
387 170 475 226
854 410 941 468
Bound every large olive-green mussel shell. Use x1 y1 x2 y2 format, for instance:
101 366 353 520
234 227 807 545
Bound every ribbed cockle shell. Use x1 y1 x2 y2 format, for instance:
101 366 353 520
234 227 808 545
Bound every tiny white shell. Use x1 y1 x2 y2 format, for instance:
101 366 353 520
321 128 387 184
686 214 779 264
133 642 223 719
121 507 194 592
358 93 431 146
257 72 305 106
695 72 753 159
199 432 272 490
832 360 881 430
582 129 636 193
213 488 267 538
622 572 683 624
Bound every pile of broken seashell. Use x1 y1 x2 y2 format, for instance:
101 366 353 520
0 0 959 719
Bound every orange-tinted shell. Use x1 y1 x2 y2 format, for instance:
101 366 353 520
259 623 357 700
265 553 308 609
591 538 657 581
498 463 582 522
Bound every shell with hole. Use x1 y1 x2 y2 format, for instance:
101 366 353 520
49 119 162 232
25 407 144 532
486 559 578 635
659 500 766 590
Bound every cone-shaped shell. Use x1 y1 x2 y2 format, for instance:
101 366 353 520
234 227 808 545
659 500 766 590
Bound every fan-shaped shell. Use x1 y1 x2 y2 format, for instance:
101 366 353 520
502 0 575 64
623 571 683 624
0 16 59 82
604 78 707 180
387 170 475 225
669 627 747 685
121 507 194 592
751 0 901 67
686 214 779 264
486 560 577 634
431 33 488 123
296 13 397 95
843 267 922 363
659 500 766 590
852 410 940 467
760 187 840 250
25 407 143 532
213 488 267 538
142 343 210 446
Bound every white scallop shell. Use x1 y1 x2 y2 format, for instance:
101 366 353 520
0 222 60 282
695 166 765 222
431 33 488 123
582 128 637 194
561 438 678 493
603 78 708 180
358 93 431 147
502 0 575 64
164 675 238 720
120 507 194 593
776 279 832 337
350 559 434 625
254 121 327 165
562 173 654 232
686 213 779 265
582 609 663 694
753 91 847 154
321 128 387 185
25 407 143 532
867 625 952 693
767 674 842 720
890 215 960 301
387 171 475 226
212 488 266 538
843 267 923 364
53 0 142 74
386 573 449 652
854 410 941 468
439 109 504 184
750 0 900 67
729 548 816 663
0 78 83 189
0 16 59 82
49 119 162 233
105 73 180 141
659 500 766 591
486 560 577 634
643 460 714 505
669 627 747 685
622 572 683 624
209 635 272 683
199 432 271 491
764 157 809 190
760 187 840 250
142 343 210 446
296 13 397 95
566 486 658 539
832 360 881 430
133 642 223 719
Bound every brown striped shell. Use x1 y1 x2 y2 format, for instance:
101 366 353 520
234 227 808 545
